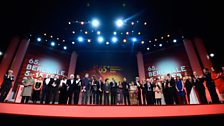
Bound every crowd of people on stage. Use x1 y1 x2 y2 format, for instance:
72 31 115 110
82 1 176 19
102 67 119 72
0 67 224 105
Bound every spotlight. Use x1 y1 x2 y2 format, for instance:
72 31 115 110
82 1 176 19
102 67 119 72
126 32 129 35
113 32 117 35
112 36 118 43
159 44 162 47
84 31 88 34
97 31 101 35
80 21 84 25
43 33 47 36
141 41 144 44
123 39 127 43
63 46 67 50
91 19 100 27
62 40 65 42
37 37 41 42
144 22 147 25
131 22 134 25
161 37 164 39
149 40 151 43
77 36 84 42
57 38 59 40
97 36 104 43
106 42 110 45
132 30 134 33
173 39 177 43
155 38 157 41
0 51 3 56
138 32 141 35
72 31 75 34
167 34 170 37
115 19 124 27
87 39 91 43
50 35 53 38
68 21 71 25
147 47 150 50
132 37 137 42
72 41 75 44
51 41 55 46
154 44 156 47
210 53 214 57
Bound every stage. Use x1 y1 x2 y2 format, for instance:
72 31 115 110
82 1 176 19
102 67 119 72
0 103 224 118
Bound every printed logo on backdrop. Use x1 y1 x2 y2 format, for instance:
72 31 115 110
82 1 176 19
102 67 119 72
15 44 70 87
144 44 192 79
25 58 66 78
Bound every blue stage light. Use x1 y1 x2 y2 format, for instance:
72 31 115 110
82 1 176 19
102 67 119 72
112 36 118 43
173 39 177 43
77 36 84 42
91 19 100 28
132 37 137 42
37 37 41 42
63 46 67 50
51 41 55 46
113 32 117 35
97 31 101 35
97 36 104 43
115 19 124 27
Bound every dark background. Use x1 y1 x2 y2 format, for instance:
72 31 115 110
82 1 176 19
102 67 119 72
0 0 223 69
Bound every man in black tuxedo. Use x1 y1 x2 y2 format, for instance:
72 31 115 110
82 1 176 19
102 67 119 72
144 78 154 105
51 74 60 104
0 70 14 102
165 74 178 105
40 75 54 104
74 75 81 105
67 74 75 104
81 73 91 105
96 77 103 105
110 78 118 105
134 77 142 105
122 77 130 105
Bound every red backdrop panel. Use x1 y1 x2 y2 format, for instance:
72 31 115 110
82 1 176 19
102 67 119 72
144 44 192 79
15 44 70 86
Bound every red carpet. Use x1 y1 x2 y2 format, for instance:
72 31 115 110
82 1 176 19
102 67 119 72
0 103 224 118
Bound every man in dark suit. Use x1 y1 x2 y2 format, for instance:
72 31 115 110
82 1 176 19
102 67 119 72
67 74 75 104
165 74 178 105
122 77 130 105
0 70 14 102
134 77 142 105
110 78 118 105
104 78 111 105
144 78 154 105
96 77 103 105
51 74 60 104
74 74 81 105
81 73 91 105
40 74 54 104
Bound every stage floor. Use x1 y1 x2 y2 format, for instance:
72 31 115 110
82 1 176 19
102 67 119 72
0 103 224 118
